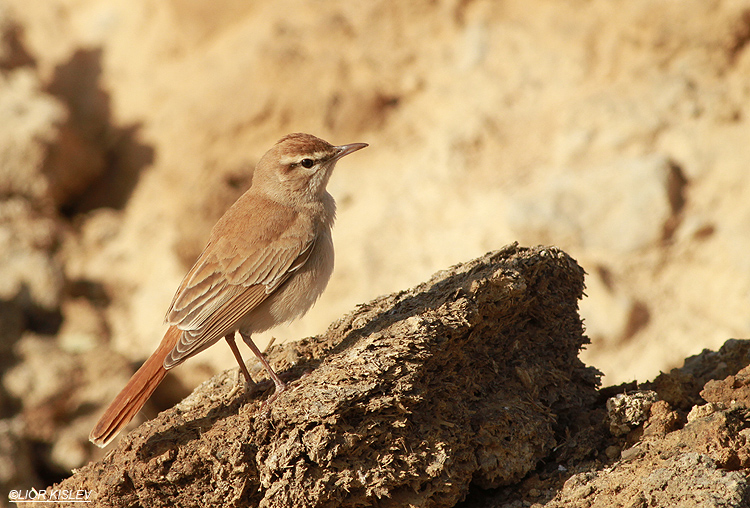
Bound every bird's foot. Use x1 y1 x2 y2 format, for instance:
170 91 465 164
259 380 287 412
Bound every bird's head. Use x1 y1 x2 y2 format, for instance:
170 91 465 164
253 133 367 203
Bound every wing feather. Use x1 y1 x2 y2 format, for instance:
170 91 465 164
164 285 272 368
162 195 316 368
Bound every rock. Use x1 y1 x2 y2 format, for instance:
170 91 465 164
0 13 67 367
508 156 683 254
687 402 723 423
547 410 750 508
0 62 65 317
577 266 644 349
57 298 108 354
3 0 750 504
679 408 750 470
648 339 750 412
701 363 750 409
0 198 64 313
606 391 659 436
643 400 680 439
0 67 64 201
0 417 41 500
0 5 33 70
3 334 77 417
39 245 598 508
1 332 135 474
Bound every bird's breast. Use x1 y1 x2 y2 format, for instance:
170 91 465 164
241 227 334 334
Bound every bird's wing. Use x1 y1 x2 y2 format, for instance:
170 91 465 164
162 198 315 368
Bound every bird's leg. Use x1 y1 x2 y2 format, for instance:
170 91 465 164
224 333 257 394
239 331 287 395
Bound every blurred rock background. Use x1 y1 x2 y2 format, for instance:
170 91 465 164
1 0 750 494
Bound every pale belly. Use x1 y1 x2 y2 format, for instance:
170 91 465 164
238 228 334 335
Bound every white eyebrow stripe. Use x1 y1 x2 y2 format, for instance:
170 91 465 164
279 151 330 166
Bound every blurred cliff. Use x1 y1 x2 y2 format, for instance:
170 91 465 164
1 0 750 491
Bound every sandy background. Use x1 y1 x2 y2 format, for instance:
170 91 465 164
2 0 750 484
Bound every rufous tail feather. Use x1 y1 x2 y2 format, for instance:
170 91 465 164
89 326 181 447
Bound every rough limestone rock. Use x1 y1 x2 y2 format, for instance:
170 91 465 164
547 403 750 508
460 340 750 508
38 244 598 507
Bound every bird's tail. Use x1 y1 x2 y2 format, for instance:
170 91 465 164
89 326 181 448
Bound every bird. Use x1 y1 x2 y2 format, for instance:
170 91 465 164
89 133 367 447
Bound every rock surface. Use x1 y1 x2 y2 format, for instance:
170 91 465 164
1 0 749 390
2 0 750 506
459 340 750 508
19 250 750 508
31 245 597 507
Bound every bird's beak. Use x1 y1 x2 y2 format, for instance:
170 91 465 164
333 142 368 160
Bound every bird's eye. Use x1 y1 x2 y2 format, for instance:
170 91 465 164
300 158 314 169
